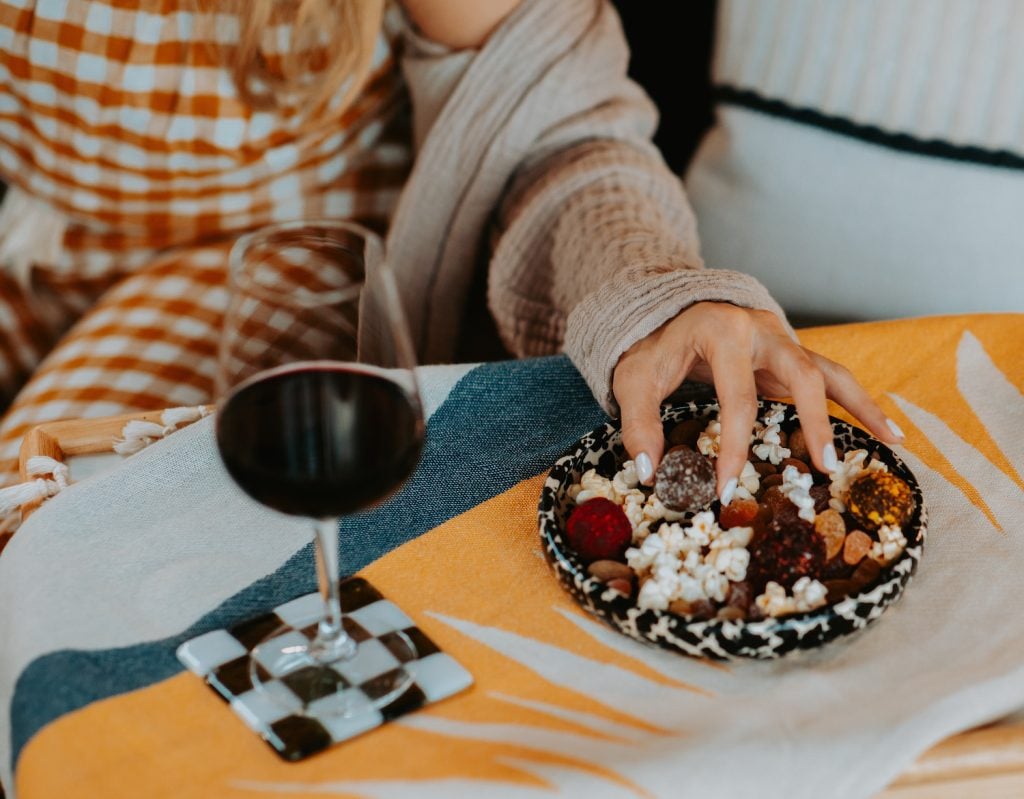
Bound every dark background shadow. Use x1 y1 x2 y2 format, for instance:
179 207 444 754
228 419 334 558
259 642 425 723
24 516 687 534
614 0 717 175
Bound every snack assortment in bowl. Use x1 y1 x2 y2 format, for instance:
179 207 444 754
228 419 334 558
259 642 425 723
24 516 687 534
538 400 927 659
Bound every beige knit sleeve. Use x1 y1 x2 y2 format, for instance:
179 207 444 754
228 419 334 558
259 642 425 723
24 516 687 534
490 138 790 415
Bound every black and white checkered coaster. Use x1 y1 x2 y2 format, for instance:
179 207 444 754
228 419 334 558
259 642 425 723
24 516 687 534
176 577 473 761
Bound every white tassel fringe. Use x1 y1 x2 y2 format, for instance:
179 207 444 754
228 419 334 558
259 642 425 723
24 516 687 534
113 405 213 455
0 456 70 516
0 405 212 523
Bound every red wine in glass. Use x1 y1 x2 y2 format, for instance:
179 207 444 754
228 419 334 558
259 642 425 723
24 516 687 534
217 364 424 519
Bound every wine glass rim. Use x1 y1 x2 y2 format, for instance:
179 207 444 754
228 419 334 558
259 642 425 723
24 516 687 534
220 358 417 400
229 218 386 308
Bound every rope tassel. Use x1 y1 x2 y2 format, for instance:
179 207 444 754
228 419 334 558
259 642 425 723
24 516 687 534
114 405 213 455
0 456 69 517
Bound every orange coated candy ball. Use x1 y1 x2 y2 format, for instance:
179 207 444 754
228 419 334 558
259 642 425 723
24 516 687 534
847 471 915 532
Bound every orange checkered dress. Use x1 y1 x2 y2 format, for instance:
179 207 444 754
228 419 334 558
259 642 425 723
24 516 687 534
0 1 412 484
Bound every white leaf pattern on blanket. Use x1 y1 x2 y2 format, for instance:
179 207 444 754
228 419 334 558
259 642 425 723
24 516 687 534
229 329 1023 797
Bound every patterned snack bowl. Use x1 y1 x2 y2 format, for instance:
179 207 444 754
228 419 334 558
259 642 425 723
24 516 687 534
537 400 927 660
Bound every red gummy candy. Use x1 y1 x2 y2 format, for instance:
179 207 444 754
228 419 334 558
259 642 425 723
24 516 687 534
566 498 633 563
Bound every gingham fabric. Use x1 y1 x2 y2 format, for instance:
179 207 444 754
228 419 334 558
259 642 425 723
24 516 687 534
0 0 412 484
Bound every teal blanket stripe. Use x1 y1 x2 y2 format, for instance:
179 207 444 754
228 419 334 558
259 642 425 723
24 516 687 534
10 356 607 771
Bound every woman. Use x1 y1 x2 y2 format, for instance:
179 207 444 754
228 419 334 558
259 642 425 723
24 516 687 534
0 0 901 527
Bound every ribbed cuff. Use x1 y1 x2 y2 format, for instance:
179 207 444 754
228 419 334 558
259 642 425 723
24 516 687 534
564 267 793 415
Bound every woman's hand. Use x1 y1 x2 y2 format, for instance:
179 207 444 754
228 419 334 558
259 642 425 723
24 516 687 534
612 302 905 503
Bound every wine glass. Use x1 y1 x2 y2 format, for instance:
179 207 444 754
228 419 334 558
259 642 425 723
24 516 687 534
216 219 424 718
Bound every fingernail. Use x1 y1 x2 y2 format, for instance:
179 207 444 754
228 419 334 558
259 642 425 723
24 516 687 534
886 418 906 441
822 443 839 472
635 452 654 485
720 477 738 506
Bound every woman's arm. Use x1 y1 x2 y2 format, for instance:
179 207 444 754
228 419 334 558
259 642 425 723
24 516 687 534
397 0 902 499
400 0 521 49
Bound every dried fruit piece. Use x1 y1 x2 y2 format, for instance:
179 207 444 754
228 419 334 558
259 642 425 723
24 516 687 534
814 508 847 559
849 556 882 589
667 418 704 448
788 427 810 462
843 529 873 566
720 497 759 529
823 579 857 603
654 445 716 512
716 606 745 621
587 559 634 582
566 498 633 563
848 471 915 531
606 578 633 596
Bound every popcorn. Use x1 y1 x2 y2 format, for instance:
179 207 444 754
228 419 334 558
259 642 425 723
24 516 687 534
752 423 791 465
625 533 667 573
642 493 687 525
755 577 828 617
780 465 817 522
763 403 788 427
870 524 907 564
677 574 707 603
755 582 794 617
695 563 729 603
791 576 828 612
732 460 762 501
569 469 617 504
684 510 717 547
706 546 750 582
827 449 888 512
696 419 721 458
622 491 646 532
637 577 674 611
612 460 640 495
631 507 751 611
709 525 754 550
660 522 702 555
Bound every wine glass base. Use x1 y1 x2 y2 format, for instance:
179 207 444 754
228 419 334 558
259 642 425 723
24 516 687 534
249 623 417 718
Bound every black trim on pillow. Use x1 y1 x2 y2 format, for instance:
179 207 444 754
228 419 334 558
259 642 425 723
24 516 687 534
716 85 1024 171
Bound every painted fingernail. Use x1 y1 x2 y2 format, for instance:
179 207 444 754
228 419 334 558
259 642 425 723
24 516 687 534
720 477 738 506
635 452 654 485
886 418 906 441
822 442 839 472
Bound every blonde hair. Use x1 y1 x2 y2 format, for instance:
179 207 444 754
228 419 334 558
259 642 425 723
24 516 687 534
201 0 385 117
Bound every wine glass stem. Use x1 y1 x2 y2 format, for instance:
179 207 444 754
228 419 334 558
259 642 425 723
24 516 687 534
311 518 356 663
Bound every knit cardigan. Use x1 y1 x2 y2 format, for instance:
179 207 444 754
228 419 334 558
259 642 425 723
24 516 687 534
387 0 789 414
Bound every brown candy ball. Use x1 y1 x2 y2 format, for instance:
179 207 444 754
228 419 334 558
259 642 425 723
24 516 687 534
847 471 915 531
654 445 716 512
667 418 705 449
